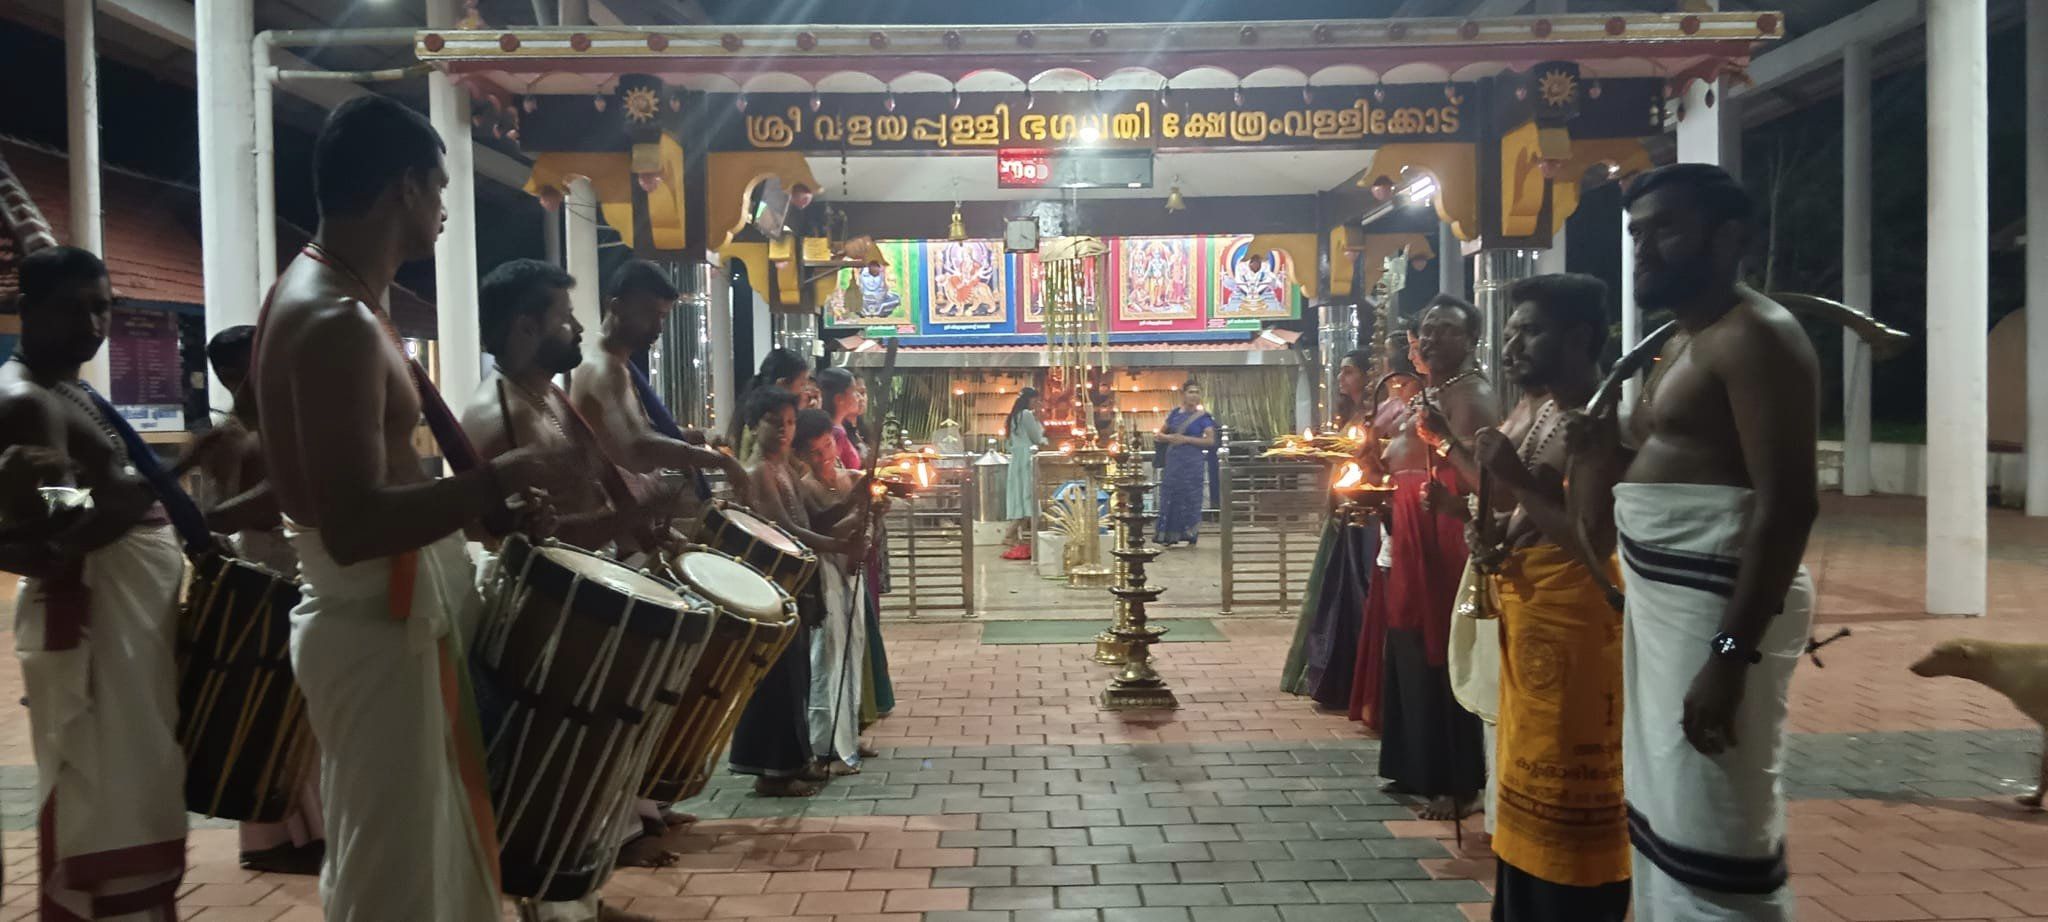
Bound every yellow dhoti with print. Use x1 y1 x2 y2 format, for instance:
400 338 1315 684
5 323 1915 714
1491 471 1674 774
1490 544 1629 889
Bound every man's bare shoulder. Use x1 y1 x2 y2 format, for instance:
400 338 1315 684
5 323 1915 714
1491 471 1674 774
1704 288 1820 375
1440 373 1498 423
0 370 53 430
572 354 629 397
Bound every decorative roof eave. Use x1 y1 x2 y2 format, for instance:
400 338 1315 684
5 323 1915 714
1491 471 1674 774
417 12 1781 82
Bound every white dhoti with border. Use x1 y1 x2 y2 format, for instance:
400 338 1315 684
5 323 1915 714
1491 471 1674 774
809 555 868 767
17 524 188 921
286 525 502 922
1614 483 1811 922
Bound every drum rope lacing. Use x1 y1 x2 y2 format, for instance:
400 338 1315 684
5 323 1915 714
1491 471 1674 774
476 541 704 900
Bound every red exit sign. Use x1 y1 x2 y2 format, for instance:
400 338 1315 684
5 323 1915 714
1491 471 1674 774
996 148 1053 188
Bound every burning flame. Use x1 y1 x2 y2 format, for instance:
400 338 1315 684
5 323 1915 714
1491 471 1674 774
1059 442 1074 454
870 481 889 498
1302 426 1315 439
1346 425 1364 440
914 461 933 487
1333 462 1365 490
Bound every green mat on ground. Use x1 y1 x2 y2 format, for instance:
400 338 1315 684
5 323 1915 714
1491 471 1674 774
979 619 1227 645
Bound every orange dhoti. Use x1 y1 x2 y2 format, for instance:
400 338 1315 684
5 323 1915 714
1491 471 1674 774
1489 544 1630 894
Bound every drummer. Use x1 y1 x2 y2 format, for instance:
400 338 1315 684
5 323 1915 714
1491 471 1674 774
461 258 683 921
462 259 688 554
569 259 750 512
254 96 577 921
174 324 328 875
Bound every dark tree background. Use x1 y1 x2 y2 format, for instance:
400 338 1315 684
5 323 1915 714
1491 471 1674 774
1742 26 2029 441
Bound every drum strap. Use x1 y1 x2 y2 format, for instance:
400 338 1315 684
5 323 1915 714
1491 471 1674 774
551 383 640 513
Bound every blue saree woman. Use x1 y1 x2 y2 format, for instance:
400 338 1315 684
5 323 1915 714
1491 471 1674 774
1153 382 1217 547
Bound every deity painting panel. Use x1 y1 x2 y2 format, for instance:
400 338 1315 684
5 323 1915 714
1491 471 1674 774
1115 237 1199 321
827 239 919 329
927 239 1009 325
1215 240 1296 321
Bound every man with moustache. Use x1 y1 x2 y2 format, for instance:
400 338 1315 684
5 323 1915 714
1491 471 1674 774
571 260 748 504
255 96 573 921
461 258 689 922
1379 295 1496 821
1453 275 1629 920
1569 163 1818 921
462 259 688 554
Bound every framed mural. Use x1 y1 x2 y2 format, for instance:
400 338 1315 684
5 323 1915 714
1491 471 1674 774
1210 236 1300 329
1112 236 1204 332
826 239 920 335
925 239 1010 331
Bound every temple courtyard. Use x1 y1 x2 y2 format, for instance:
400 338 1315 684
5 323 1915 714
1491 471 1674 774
1 494 2046 921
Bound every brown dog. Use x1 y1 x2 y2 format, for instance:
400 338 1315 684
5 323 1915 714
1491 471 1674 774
1910 638 2048 808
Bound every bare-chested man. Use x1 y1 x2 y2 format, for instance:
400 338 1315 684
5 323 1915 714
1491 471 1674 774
174 325 327 875
461 257 693 922
1569 163 1819 921
0 246 211 917
1456 275 1628 921
569 259 748 504
254 95 571 921
463 259 689 553
1377 295 1496 822
176 327 291 565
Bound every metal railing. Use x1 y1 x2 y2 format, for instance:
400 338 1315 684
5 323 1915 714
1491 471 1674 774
879 454 977 619
865 442 1327 620
1217 436 1329 616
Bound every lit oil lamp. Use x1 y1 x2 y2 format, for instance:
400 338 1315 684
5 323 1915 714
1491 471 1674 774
875 456 935 498
1330 461 1396 525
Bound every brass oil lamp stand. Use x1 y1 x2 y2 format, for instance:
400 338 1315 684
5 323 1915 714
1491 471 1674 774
1096 444 1178 709
1064 433 1116 591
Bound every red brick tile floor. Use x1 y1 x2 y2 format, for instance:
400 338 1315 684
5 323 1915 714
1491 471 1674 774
0 493 2044 920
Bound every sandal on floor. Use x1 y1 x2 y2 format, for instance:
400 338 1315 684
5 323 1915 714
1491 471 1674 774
753 777 823 798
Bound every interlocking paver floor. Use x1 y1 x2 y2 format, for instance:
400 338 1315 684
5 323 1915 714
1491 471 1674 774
2 494 2048 920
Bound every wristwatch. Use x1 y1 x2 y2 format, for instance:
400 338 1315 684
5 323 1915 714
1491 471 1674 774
1709 632 1761 665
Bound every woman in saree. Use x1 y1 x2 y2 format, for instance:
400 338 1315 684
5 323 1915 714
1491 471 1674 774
1153 381 1217 547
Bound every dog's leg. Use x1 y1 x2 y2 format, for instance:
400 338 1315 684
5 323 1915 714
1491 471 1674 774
2022 734 2047 810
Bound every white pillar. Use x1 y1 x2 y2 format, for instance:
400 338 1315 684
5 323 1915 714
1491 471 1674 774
196 0 258 412
1438 221 1464 300
1676 1 1742 180
564 177 603 338
1842 42 1875 498
65 0 109 392
542 205 562 267
707 256 735 430
1926 0 1988 616
1677 77 1742 178
558 0 589 24
1619 202 1638 405
1536 225 1567 275
428 0 481 403
253 34 278 296
2027 4 2048 516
